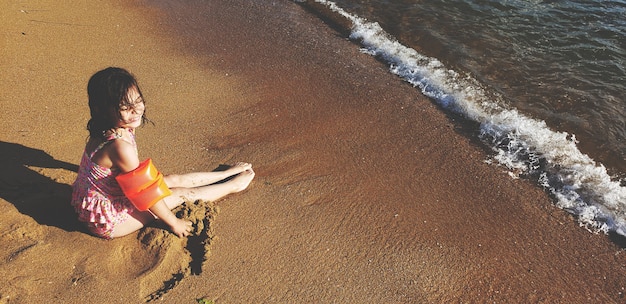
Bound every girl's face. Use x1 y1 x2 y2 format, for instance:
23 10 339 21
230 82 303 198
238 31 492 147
115 86 145 129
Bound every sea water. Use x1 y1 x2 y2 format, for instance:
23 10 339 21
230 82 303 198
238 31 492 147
297 0 626 237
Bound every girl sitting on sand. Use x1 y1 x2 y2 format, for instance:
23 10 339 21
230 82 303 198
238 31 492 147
71 67 255 239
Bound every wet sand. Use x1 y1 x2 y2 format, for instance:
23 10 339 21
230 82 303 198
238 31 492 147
1 0 624 302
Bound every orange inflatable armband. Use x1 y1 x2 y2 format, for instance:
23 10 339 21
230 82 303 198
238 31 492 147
115 158 172 211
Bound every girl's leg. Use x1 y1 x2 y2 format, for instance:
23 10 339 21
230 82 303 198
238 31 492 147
164 168 255 203
164 162 252 188
110 210 157 238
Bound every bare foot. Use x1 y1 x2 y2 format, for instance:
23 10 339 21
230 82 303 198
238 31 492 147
169 218 193 238
230 168 255 193
226 162 252 176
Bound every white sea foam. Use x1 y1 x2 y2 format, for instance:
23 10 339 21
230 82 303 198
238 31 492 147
309 0 626 236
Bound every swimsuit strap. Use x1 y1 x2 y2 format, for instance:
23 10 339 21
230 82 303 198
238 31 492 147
104 128 124 141
88 139 115 160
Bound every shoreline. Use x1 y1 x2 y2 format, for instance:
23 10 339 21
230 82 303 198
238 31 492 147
1 0 625 302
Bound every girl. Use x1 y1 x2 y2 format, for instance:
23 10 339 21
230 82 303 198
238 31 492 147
71 67 255 239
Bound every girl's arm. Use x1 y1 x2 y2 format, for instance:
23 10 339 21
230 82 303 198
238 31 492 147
108 133 192 237
108 139 140 172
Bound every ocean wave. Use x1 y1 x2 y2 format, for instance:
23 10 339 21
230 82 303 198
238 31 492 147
298 0 626 236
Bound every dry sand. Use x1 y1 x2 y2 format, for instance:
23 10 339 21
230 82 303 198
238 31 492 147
1 0 624 303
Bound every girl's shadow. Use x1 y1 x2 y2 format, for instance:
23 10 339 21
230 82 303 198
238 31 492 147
0 141 81 232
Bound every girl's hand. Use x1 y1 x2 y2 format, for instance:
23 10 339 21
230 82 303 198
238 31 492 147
148 200 192 238
170 218 193 238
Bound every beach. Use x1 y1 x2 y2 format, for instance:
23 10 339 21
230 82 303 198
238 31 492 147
1 0 624 302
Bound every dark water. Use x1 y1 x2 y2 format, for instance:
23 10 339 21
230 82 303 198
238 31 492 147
299 0 626 236
332 0 626 176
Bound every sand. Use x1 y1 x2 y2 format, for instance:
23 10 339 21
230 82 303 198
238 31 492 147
1 0 624 303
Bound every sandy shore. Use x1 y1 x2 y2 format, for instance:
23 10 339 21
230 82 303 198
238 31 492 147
1 0 624 303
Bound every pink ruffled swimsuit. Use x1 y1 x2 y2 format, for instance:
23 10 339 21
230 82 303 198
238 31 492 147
71 132 138 239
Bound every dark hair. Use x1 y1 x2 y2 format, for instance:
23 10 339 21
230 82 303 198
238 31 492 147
86 67 150 139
